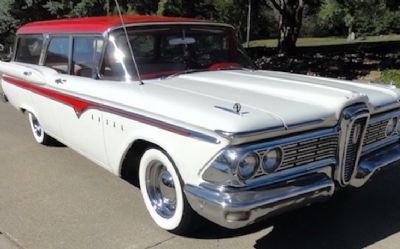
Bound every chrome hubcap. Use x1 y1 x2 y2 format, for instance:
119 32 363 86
31 116 43 137
146 161 177 218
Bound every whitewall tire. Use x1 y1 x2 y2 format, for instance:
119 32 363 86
28 112 57 145
139 148 199 234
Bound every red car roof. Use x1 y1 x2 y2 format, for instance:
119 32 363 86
17 16 206 34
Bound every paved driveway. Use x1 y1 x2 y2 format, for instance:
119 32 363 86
1 99 400 249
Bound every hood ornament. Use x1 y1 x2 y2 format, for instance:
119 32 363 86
233 103 242 114
214 102 247 116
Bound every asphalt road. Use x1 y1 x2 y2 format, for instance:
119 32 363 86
2 98 400 249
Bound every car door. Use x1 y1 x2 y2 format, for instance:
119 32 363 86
27 35 67 140
40 35 109 167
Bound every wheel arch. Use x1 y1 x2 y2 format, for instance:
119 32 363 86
113 128 227 188
119 138 169 187
19 104 38 117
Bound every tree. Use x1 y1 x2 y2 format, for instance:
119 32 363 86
0 0 56 48
160 0 217 19
10 0 54 23
130 0 160 15
318 0 400 38
268 0 305 55
44 0 109 18
0 0 17 47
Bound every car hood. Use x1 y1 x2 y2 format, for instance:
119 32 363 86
136 70 399 136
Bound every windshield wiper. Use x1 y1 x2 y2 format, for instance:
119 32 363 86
163 69 209 80
162 66 255 80
216 66 254 71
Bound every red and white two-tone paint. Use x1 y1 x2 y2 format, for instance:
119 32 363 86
2 16 400 234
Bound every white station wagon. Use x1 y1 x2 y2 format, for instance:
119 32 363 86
1 16 400 234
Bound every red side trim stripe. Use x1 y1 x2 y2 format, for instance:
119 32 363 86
3 76 93 115
2 76 191 137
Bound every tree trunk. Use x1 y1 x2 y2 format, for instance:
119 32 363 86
347 25 356 41
270 0 304 55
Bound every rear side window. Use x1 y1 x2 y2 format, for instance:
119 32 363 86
44 37 70 74
15 35 43 64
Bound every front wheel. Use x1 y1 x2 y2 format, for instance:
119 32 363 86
139 148 200 234
28 113 57 145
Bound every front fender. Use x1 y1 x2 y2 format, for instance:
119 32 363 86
103 116 227 186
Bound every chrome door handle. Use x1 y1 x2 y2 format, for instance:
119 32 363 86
55 78 66 84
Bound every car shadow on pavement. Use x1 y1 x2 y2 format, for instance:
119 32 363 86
190 166 400 249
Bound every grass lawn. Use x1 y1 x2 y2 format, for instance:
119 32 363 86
248 34 400 48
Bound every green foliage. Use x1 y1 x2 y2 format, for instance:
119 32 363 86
44 0 107 18
0 0 399 52
130 0 159 15
156 0 168 16
0 0 17 46
213 0 248 39
381 69 400 87
316 0 400 37
313 0 345 36
161 0 217 19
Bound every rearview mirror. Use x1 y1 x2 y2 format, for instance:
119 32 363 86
169 37 196 46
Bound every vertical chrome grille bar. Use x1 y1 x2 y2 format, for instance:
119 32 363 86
343 116 368 183
337 104 370 186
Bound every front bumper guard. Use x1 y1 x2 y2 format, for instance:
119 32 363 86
185 142 400 229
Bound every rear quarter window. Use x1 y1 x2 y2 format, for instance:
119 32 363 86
15 35 44 64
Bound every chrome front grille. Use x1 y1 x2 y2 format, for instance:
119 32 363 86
280 134 338 170
363 119 388 146
343 116 368 183
254 134 338 178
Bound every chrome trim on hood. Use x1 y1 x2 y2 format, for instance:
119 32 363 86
215 118 339 145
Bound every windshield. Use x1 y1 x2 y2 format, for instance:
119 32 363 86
101 25 254 81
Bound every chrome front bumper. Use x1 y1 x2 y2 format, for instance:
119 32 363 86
185 142 400 229
351 142 400 187
185 164 335 229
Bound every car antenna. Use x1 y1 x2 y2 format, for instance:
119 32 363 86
113 0 144 85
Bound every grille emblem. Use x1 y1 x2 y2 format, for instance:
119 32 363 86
352 123 362 144
385 117 398 137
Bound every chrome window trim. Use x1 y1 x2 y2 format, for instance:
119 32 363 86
105 22 234 34
99 23 237 82
42 35 72 74
13 34 45 64
41 33 106 78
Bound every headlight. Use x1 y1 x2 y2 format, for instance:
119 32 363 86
262 148 282 173
237 152 259 180
386 117 398 137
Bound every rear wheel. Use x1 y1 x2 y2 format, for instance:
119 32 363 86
139 148 200 234
28 113 57 145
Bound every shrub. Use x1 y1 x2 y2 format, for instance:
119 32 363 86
381 69 400 87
